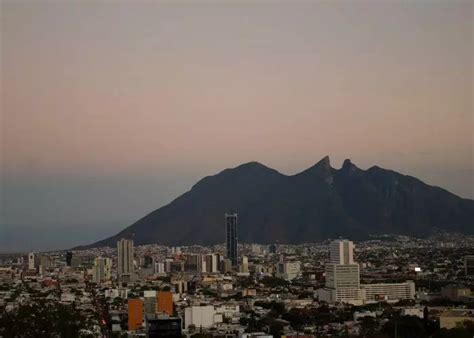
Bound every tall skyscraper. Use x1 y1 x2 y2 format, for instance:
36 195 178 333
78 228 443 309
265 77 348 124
225 213 238 266
324 239 363 304
117 238 134 281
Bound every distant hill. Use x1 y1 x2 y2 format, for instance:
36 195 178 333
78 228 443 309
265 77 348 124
79 156 474 248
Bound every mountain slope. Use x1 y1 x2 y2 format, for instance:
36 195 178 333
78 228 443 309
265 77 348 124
82 157 474 248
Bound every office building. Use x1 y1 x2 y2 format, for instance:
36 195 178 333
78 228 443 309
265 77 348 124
92 257 112 284
320 239 363 305
117 238 134 282
184 254 203 273
465 256 474 275
225 213 238 266
157 291 173 315
361 281 415 301
145 314 182 338
128 298 144 330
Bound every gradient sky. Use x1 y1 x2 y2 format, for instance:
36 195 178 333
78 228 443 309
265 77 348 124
1 1 473 251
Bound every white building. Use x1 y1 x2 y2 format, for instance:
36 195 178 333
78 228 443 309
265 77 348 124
184 305 223 329
320 239 363 305
361 281 415 302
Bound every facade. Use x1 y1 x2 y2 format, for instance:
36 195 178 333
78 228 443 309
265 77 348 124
361 281 415 301
184 305 222 329
465 255 474 276
117 239 134 281
128 298 144 330
157 291 173 315
225 213 238 266
92 257 112 284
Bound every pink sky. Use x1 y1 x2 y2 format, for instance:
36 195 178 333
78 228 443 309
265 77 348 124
1 1 473 250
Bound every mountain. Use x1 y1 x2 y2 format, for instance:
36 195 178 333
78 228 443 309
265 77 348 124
80 157 474 248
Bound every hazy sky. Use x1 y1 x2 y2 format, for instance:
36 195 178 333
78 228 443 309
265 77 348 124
1 1 473 251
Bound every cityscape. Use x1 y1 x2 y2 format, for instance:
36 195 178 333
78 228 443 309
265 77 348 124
2 0 473 337
1 214 474 337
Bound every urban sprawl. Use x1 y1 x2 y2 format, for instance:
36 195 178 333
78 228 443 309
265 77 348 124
1 214 474 337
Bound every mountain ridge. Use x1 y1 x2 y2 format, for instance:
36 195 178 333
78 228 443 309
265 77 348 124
76 157 474 249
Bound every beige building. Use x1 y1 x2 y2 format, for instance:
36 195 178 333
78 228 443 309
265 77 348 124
439 310 474 329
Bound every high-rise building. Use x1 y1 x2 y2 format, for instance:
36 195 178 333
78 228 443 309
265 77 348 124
322 239 363 304
28 252 37 270
66 252 73 266
157 291 173 316
205 254 219 273
128 298 144 330
465 256 474 275
117 239 134 281
225 213 238 266
92 257 112 284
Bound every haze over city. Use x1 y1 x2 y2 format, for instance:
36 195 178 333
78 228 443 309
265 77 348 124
1 1 473 251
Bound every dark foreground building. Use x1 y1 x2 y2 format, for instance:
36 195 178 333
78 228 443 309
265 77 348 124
225 213 238 266
145 314 182 338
